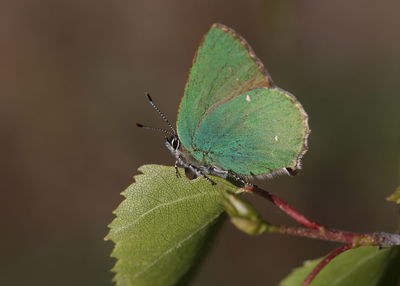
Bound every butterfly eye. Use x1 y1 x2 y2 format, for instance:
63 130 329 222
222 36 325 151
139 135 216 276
172 138 180 150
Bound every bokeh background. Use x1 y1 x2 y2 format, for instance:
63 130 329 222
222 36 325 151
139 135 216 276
2 0 400 285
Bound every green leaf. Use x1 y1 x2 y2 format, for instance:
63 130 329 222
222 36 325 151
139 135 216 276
386 186 400 204
106 164 239 286
280 246 400 286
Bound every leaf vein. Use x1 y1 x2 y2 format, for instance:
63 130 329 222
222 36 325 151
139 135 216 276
112 191 218 235
130 212 221 283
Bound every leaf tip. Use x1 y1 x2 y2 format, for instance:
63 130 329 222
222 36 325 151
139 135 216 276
386 186 400 204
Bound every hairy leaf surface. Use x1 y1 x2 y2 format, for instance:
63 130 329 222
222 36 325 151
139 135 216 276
106 164 239 286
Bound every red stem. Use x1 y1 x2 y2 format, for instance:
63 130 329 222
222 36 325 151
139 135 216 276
244 184 400 247
301 244 354 286
244 185 322 229
276 226 375 245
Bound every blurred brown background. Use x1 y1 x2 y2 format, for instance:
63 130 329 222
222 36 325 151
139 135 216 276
2 0 400 285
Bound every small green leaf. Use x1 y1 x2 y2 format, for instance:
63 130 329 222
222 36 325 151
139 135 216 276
280 246 400 286
106 164 239 286
221 190 269 235
387 186 400 204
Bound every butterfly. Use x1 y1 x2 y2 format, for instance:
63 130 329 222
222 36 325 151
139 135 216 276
138 23 310 186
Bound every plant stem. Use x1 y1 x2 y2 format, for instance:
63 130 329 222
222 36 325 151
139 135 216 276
271 225 387 246
301 244 354 286
244 185 322 229
244 185 400 247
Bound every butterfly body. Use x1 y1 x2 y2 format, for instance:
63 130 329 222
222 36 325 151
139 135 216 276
165 134 234 185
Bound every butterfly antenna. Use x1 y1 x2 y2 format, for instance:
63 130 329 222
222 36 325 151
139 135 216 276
146 93 177 135
135 123 173 137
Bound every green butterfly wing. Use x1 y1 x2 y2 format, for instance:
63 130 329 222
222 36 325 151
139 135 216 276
177 23 309 176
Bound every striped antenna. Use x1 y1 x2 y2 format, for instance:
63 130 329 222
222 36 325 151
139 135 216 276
135 123 173 137
145 93 177 135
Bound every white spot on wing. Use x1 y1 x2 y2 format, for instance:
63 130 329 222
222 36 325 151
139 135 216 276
246 95 251 102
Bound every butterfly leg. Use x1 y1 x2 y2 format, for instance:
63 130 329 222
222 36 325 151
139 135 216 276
207 166 247 187
190 164 216 185
227 171 248 187
174 161 182 178
183 163 215 185
173 157 213 184
208 166 228 179
171 151 216 184
202 174 216 185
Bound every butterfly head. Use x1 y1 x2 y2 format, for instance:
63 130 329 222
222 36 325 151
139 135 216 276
166 135 180 150
165 135 182 156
